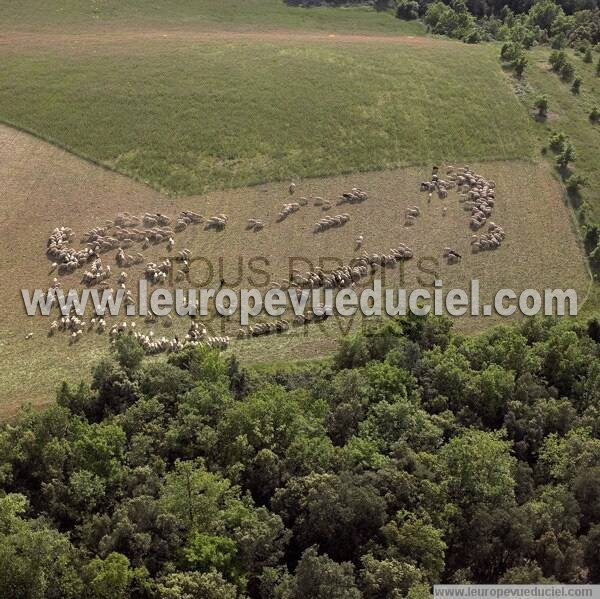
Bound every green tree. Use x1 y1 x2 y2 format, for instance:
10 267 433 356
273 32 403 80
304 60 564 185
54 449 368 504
514 54 528 77
0 494 83 599
549 131 568 152
396 0 420 20
113 335 144 372
360 554 424 598
156 571 243 599
83 552 138 599
535 95 549 117
560 61 576 82
438 429 516 506
566 173 586 194
556 141 576 169
528 0 564 32
286 547 361 599
380 514 447 583
550 50 567 72
272 472 386 562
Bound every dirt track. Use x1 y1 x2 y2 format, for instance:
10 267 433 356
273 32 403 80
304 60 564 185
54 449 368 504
0 27 443 54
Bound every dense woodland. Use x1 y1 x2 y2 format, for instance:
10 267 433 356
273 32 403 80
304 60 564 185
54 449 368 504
289 0 600 46
2 314 600 597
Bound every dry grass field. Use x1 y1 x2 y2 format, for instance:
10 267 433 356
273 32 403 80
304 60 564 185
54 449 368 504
0 123 589 417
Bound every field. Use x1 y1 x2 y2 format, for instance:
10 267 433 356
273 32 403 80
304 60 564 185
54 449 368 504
1 0 425 33
515 46 600 223
0 122 589 417
0 27 535 195
0 0 595 415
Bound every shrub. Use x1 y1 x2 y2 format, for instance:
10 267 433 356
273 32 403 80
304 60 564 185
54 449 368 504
500 41 522 62
551 33 566 49
571 77 582 93
514 54 528 76
463 28 482 43
590 244 600 278
590 106 600 123
584 47 593 63
566 173 586 194
584 224 600 255
549 131 568 152
534 95 549 116
560 61 576 82
550 50 567 71
396 0 419 20
596 58 600 76
556 141 576 169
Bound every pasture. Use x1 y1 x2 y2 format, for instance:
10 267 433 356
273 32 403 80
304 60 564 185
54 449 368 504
517 46 600 223
0 123 589 417
1 0 424 33
0 31 535 195
0 0 594 415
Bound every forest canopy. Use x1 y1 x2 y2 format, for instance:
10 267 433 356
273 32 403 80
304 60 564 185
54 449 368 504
2 314 600 597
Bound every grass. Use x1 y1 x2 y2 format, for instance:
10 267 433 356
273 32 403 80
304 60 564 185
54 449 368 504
0 0 425 34
513 46 600 222
0 0 595 416
0 37 534 195
0 116 589 416
504 45 600 310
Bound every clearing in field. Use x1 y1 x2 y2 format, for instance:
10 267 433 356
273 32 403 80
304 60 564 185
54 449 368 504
0 123 589 417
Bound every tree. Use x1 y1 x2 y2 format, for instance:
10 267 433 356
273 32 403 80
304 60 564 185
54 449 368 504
528 0 564 32
360 554 424 598
380 515 447 583
590 106 600 123
560 60 576 82
514 54 528 77
0 494 84 598
565 173 586 194
556 141 576 168
596 57 600 76
549 131 568 152
438 429 517 506
583 47 593 62
549 50 567 72
590 244 600 277
286 547 361 599
584 224 600 255
156 571 243 599
272 472 386 562
396 0 420 20
571 76 582 93
83 552 139 599
535 95 549 117
500 41 522 62
113 335 144 372
182 532 239 580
